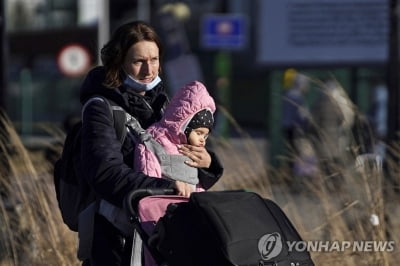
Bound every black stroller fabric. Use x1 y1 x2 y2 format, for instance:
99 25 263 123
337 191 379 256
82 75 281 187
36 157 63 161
149 190 314 266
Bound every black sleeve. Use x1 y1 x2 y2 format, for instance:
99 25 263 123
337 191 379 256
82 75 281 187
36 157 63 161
81 99 175 208
198 150 224 190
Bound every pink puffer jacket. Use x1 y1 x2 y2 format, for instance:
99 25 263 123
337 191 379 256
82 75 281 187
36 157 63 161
133 81 216 189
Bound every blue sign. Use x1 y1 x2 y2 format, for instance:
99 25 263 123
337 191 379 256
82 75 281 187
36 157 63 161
201 14 247 50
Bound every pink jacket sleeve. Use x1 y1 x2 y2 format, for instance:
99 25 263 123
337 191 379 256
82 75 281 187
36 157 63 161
134 143 162 178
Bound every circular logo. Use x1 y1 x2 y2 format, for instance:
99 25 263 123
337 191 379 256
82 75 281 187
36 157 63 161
57 44 91 77
258 232 283 261
216 21 234 35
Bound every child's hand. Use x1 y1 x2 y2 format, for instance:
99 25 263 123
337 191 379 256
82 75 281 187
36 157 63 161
174 180 194 197
177 144 211 168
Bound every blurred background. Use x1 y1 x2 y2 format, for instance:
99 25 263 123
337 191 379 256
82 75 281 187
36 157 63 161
2 2 400 265
0 0 397 165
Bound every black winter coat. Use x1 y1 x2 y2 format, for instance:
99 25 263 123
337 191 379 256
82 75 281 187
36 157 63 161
79 67 223 208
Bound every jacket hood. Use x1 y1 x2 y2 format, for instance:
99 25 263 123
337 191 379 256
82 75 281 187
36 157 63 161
148 81 216 144
80 66 127 107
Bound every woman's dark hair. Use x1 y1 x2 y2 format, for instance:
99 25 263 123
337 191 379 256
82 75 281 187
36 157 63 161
101 21 163 88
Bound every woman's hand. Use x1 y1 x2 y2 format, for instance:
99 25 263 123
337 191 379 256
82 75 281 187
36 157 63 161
174 180 194 197
177 144 211 168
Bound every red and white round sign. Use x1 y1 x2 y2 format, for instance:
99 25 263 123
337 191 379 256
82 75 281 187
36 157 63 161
57 44 91 77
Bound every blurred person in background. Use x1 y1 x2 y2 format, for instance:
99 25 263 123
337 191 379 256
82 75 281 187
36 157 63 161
368 77 388 160
310 78 355 192
282 69 311 150
312 78 355 162
78 21 223 266
281 69 313 178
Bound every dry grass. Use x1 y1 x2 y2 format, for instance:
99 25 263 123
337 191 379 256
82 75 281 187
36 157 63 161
0 112 79 266
0 89 400 265
210 84 400 265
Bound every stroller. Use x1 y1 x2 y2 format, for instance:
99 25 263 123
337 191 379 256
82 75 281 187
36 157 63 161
125 188 187 266
124 189 314 266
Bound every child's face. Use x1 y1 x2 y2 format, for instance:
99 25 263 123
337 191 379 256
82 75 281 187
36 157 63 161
187 127 210 147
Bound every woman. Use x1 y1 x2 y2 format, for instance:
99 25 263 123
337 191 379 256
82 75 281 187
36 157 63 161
79 21 223 265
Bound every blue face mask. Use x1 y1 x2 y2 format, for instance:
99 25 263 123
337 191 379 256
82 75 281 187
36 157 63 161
122 72 162 92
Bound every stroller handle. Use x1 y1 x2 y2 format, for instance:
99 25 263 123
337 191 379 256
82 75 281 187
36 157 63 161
124 188 176 218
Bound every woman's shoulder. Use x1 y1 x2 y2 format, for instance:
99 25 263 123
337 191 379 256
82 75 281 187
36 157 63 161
80 66 108 103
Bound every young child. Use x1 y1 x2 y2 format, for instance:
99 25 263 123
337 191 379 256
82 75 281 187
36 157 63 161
133 80 217 191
